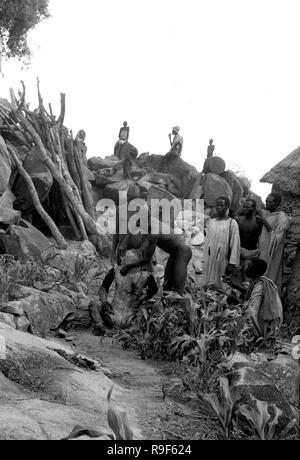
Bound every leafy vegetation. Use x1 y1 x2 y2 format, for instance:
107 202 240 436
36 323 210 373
199 377 238 438
62 386 135 440
238 397 299 440
198 378 299 440
0 255 50 305
0 252 101 307
116 290 250 392
0 0 50 65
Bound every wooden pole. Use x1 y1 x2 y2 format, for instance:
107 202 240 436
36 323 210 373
17 116 110 251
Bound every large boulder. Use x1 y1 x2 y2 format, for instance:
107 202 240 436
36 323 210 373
202 173 233 207
103 179 133 203
8 285 76 336
0 205 20 227
0 187 21 226
136 153 198 198
221 170 244 213
255 355 300 409
12 146 53 212
203 156 226 174
229 366 295 431
96 168 125 187
0 186 15 209
188 173 203 199
1 219 54 261
0 323 141 440
87 155 119 172
0 312 16 329
224 352 299 431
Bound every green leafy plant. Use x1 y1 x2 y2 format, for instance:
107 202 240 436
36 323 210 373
0 256 51 306
0 0 50 65
61 386 135 440
199 377 238 438
238 397 298 440
60 253 97 285
107 385 134 440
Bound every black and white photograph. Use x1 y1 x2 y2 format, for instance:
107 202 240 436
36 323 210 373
0 0 299 446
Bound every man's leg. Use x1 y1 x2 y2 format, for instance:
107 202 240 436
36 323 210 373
164 245 192 293
123 158 132 179
172 246 192 293
163 255 174 291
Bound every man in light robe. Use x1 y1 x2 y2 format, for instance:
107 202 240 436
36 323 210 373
259 193 290 296
167 126 184 157
201 196 241 290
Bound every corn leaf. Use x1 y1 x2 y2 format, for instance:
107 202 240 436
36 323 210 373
61 425 112 440
280 418 298 438
107 386 134 440
266 404 282 440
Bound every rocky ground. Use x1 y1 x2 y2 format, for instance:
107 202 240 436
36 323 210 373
0 237 299 440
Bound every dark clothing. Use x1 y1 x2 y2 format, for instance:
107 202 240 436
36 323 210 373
114 141 138 161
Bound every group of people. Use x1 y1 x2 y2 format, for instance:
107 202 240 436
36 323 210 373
111 121 289 338
114 122 184 179
201 193 290 338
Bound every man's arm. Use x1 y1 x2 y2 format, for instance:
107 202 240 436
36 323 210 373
256 211 272 232
228 219 241 267
120 236 157 276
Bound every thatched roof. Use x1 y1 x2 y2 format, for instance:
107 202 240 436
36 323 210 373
260 146 300 195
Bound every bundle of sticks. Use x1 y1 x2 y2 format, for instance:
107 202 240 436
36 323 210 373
0 80 110 254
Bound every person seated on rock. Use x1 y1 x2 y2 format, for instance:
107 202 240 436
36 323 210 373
108 182 192 294
167 126 184 158
225 259 283 339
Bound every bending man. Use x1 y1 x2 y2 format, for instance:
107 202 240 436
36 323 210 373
111 183 192 294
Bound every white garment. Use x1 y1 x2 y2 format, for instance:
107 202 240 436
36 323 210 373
201 218 241 289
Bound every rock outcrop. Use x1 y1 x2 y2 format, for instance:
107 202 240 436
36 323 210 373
0 322 141 440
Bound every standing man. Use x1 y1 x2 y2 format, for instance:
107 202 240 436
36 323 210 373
259 193 290 296
201 196 241 290
113 121 138 179
167 125 184 157
235 199 271 281
207 139 215 158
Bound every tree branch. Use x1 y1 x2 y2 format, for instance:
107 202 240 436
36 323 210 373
7 143 67 250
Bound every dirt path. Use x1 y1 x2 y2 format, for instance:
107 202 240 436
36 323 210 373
68 330 219 440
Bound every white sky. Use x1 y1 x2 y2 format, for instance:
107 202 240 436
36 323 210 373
1 0 300 199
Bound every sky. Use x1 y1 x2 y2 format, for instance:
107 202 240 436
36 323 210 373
1 0 300 199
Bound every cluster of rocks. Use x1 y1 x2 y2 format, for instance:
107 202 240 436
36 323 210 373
0 224 105 337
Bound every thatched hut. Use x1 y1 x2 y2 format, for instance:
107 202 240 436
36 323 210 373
260 146 300 320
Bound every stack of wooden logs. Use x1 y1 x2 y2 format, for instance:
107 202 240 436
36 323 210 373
0 81 110 253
